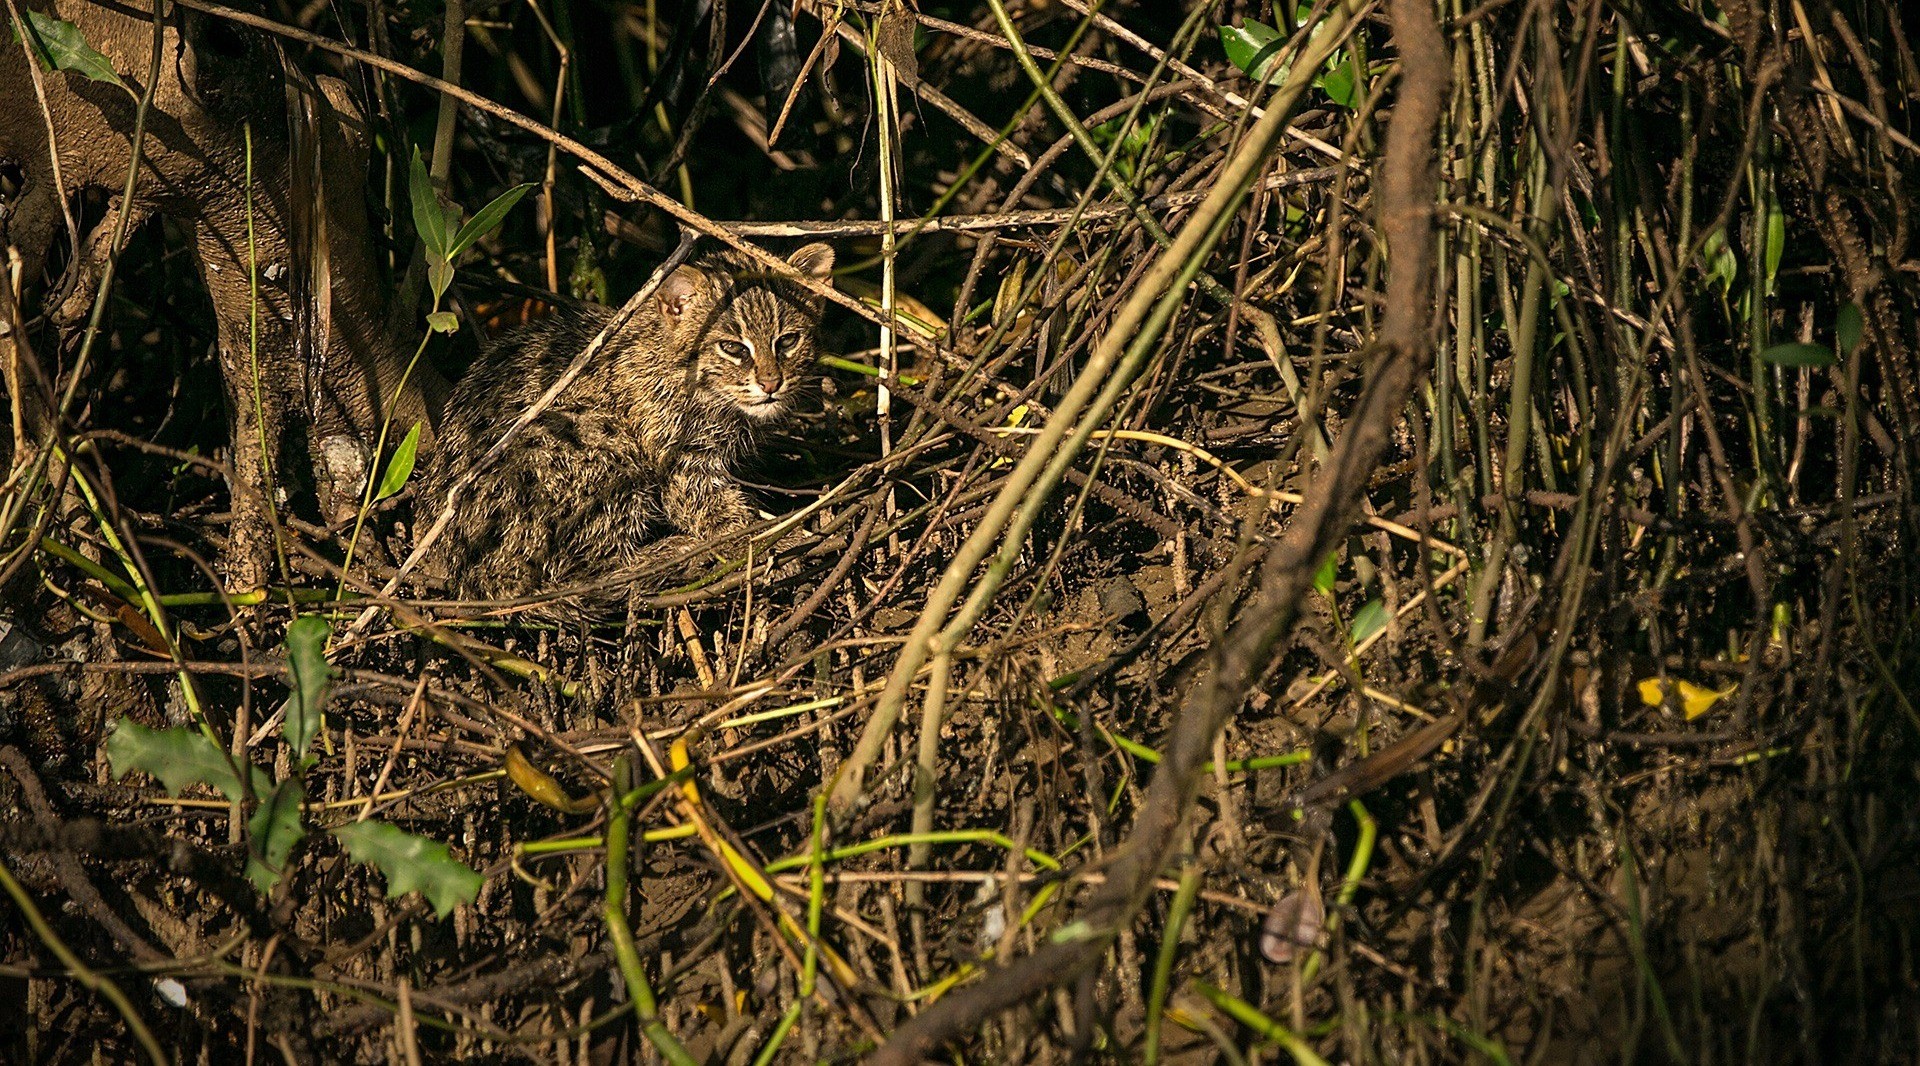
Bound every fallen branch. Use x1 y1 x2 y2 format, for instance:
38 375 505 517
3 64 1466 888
866 0 1449 1054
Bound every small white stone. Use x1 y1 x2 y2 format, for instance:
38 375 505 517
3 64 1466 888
154 978 188 1007
974 879 1004 948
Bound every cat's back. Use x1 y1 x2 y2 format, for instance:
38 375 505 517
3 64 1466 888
422 304 664 595
435 307 615 462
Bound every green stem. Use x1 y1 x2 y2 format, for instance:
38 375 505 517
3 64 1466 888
0 855 169 1066
1193 980 1329 1066
1301 798 1377 984
745 794 828 1064
336 319 435 603
603 757 696 1066
1144 859 1201 1065
62 461 216 742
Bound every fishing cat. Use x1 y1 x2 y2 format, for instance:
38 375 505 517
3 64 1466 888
420 242 833 616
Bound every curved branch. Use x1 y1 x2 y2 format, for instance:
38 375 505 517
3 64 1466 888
867 0 1450 1057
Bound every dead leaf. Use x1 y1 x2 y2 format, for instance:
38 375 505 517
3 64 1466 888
821 26 841 73
113 604 171 655
1260 885 1325 963
874 5 919 91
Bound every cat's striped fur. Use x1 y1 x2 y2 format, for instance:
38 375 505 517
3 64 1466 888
420 242 832 617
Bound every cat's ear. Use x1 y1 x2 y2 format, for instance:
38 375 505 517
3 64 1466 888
656 264 710 319
787 243 835 280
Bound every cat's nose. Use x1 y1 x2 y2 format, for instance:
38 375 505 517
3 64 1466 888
754 369 783 394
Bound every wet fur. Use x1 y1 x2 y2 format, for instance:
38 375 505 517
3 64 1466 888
421 243 831 616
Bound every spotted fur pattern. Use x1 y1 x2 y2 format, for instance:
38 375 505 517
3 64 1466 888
420 242 833 616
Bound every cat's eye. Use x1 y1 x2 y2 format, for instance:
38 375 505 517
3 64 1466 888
774 332 805 354
717 340 750 362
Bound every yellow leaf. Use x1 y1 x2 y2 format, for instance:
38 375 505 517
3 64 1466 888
504 744 598 814
1164 1005 1204 1031
839 278 946 340
993 258 1027 327
989 405 1031 469
1636 677 1736 720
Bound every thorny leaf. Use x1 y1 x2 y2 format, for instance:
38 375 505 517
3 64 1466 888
332 821 483 918
246 778 307 893
105 721 269 803
15 10 126 90
283 615 331 760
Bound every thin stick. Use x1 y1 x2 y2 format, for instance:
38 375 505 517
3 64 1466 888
0 856 168 1066
342 231 697 639
829 0 1365 811
160 0 913 339
610 166 1343 239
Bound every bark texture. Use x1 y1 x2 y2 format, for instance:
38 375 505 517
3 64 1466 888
0 0 446 583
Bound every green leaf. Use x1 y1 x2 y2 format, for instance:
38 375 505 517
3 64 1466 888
1318 64 1358 109
1090 113 1160 182
1758 341 1837 368
448 183 536 260
1702 227 1738 292
1219 20 1285 82
570 254 609 304
408 147 451 262
246 778 307 893
426 259 454 304
18 10 126 89
1762 204 1785 295
1049 920 1099 944
1349 599 1389 645
375 422 424 499
425 310 459 334
333 821 484 919
1313 551 1339 596
105 721 268 803
1836 303 1864 356
283 616 331 759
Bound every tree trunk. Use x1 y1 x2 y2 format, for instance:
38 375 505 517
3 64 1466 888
0 0 446 587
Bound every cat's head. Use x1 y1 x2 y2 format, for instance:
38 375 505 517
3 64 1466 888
656 243 834 421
